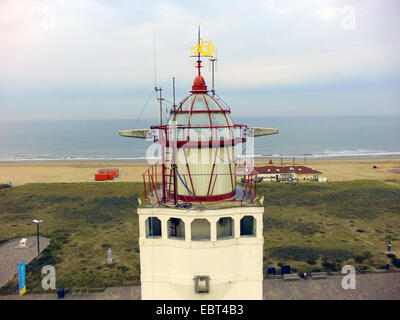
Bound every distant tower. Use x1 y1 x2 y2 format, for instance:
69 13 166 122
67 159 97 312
120 27 278 300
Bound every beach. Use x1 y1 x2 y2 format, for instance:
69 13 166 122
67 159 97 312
0 158 399 185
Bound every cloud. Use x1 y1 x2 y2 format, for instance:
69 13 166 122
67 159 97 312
0 0 399 120
315 5 342 21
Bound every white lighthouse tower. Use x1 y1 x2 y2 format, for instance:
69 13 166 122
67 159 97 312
120 27 278 300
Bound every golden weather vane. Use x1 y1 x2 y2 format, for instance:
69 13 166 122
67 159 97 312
190 38 215 56
190 23 215 57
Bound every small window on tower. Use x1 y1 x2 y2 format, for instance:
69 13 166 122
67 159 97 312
146 217 162 238
217 217 234 239
191 219 211 241
168 218 185 239
240 216 256 237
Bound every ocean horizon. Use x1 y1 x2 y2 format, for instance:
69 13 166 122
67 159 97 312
0 115 399 161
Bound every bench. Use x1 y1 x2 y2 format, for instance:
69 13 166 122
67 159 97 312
311 272 328 279
283 273 300 281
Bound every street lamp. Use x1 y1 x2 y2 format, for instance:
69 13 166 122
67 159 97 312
32 219 43 255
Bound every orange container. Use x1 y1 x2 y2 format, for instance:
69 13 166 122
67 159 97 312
98 169 119 177
95 174 114 181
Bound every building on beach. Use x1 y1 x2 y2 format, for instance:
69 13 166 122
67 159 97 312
254 165 327 182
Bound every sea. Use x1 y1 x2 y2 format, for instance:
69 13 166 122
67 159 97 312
0 116 399 161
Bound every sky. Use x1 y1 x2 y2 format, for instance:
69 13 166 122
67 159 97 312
0 0 399 121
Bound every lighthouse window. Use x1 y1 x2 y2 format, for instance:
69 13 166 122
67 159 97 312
210 114 227 126
240 216 256 237
181 95 194 111
192 95 208 111
175 113 189 126
204 96 221 110
189 128 203 141
200 128 212 140
168 218 185 239
190 113 210 126
191 219 211 241
225 115 234 126
217 217 234 239
217 127 230 140
146 217 162 238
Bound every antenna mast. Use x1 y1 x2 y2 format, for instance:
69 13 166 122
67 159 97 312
210 57 216 96
153 27 163 126
172 76 178 205
196 24 202 77
173 77 176 111
155 87 163 126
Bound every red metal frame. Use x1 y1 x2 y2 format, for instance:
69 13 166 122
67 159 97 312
142 164 257 207
140 115 255 206
154 124 247 148
139 52 257 206
175 93 230 113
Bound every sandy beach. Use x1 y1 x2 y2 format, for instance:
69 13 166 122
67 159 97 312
0 158 399 185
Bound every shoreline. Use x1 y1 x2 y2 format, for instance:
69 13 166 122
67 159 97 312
0 154 399 165
0 159 150 165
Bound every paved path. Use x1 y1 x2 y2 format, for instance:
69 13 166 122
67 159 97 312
263 272 400 300
1 272 399 300
0 285 141 300
0 236 50 288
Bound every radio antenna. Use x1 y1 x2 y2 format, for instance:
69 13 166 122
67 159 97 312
209 55 217 96
155 87 163 125
153 26 157 87
153 27 163 125
173 77 176 111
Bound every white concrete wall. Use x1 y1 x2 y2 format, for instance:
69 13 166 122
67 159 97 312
137 206 264 300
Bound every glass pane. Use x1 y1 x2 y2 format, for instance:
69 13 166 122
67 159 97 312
175 113 189 126
192 94 208 111
225 114 234 126
190 113 210 127
180 95 194 111
217 127 230 139
210 113 228 126
188 128 211 141
205 96 221 110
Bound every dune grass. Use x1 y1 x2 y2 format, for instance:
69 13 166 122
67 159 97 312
0 182 142 294
0 180 399 294
258 180 400 275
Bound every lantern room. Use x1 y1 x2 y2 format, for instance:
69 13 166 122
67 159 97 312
141 68 256 206
119 28 278 207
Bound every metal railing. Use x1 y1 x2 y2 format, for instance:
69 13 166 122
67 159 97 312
142 164 257 207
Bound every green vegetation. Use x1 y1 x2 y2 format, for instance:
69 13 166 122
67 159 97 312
0 180 400 293
0 182 142 294
258 180 400 276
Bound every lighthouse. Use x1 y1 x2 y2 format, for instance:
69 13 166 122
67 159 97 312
120 27 278 300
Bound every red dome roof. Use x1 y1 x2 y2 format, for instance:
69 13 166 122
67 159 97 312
191 75 208 93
